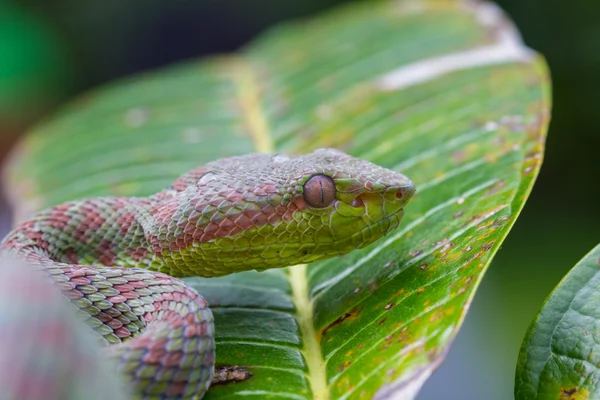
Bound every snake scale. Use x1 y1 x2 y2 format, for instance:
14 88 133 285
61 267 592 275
0 148 415 399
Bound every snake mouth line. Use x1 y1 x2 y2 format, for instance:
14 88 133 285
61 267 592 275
333 208 404 249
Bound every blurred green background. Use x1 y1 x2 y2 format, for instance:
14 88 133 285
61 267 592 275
0 1 598 398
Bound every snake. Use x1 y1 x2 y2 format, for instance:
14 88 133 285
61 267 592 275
0 148 415 399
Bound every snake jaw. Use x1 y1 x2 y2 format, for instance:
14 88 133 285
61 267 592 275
326 175 414 248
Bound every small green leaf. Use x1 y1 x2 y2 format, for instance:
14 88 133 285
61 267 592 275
4 1 550 399
515 244 600 400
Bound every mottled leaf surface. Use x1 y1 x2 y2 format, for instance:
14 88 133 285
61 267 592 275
4 1 549 399
515 245 600 400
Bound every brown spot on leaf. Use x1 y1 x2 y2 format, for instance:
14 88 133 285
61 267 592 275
409 250 422 257
434 238 450 248
484 180 506 197
429 310 445 322
559 386 589 400
384 302 394 310
367 278 379 293
211 366 253 385
321 311 358 336
490 217 508 228
439 242 455 254
483 242 495 251
338 361 352 373
560 388 577 398
525 152 540 161
467 251 483 263
453 211 465 219
419 264 428 270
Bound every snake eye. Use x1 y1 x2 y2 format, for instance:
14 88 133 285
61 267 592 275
303 175 336 208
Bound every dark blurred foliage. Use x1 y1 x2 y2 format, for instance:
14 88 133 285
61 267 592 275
18 0 346 84
0 0 598 398
0 1 71 157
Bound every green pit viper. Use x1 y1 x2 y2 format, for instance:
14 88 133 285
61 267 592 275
0 148 415 399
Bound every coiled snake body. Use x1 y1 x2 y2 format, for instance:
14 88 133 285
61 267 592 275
0 149 415 399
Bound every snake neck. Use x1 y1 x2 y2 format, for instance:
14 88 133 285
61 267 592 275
1 196 160 270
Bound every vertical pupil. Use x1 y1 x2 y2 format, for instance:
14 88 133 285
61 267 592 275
303 175 335 208
320 181 324 203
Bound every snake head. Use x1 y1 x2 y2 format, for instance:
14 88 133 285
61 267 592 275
151 148 415 276
281 148 415 261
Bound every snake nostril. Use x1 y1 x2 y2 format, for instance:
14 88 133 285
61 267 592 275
393 182 415 203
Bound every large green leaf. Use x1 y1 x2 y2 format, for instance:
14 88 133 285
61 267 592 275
515 244 600 399
4 1 549 398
